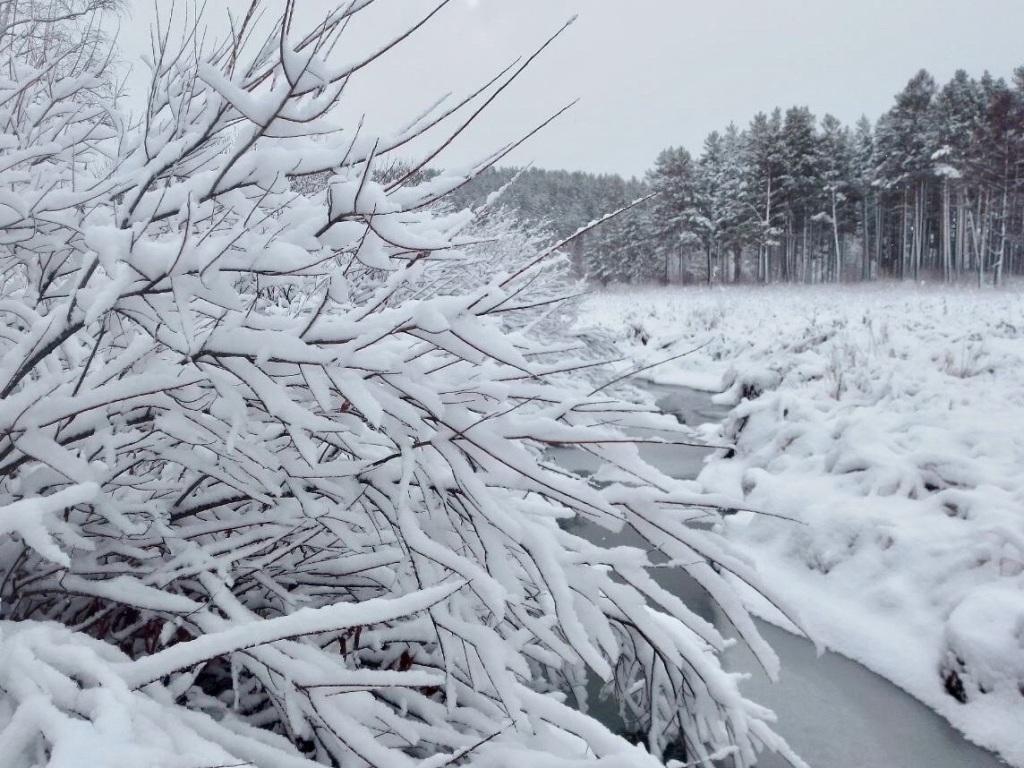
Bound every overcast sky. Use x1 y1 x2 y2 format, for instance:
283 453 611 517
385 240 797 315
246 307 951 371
120 1 1024 178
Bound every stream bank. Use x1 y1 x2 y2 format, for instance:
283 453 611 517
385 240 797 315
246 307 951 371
558 382 1007 767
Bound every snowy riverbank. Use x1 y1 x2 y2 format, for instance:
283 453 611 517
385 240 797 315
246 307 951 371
578 283 1024 766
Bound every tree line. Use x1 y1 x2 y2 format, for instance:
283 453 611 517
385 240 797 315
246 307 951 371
452 66 1024 286
444 166 649 281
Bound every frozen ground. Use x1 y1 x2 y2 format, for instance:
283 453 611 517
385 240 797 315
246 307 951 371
578 283 1024 767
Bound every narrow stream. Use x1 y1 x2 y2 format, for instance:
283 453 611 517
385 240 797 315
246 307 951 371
555 382 1007 768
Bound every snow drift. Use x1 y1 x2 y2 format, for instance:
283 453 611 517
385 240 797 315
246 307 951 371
582 284 1024 766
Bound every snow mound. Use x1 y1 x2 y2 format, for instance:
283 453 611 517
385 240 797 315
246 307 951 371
944 585 1024 702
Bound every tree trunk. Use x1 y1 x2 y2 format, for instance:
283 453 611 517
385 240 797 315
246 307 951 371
782 214 792 282
802 217 809 284
941 179 952 282
762 175 773 284
831 189 842 283
912 180 926 282
861 194 871 280
956 187 967 275
996 155 1009 287
876 199 883 277
968 191 989 287
900 186 909 279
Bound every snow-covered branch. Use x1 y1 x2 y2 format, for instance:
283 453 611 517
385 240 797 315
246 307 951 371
0 3 795 767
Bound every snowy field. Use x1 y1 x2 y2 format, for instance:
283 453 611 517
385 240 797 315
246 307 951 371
578 283 1024 766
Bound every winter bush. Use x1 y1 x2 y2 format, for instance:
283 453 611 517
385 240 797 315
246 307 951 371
0 3 797 766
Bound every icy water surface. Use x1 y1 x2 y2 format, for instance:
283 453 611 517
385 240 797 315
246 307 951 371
560 382 1007 768
544 381 730 481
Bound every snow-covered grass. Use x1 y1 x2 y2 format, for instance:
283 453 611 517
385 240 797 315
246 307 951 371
579 282 1024 766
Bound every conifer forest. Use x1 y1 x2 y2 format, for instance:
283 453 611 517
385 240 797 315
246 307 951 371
452 68 1024 286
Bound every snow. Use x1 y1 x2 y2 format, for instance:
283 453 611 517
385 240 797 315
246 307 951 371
120 582 465 689
0 6 804 759
579 282 1024 766
14 1 998 764
0 621 315 768
0 483 99 567
945 585 1024 700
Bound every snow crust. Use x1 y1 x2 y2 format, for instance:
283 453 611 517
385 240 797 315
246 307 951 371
580 283 1024 766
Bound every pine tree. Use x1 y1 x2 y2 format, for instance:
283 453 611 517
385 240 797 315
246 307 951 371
779 106 821 281
816 114 854 282
929 70 984 279
875 70 937 279
719 124 755 282
851 116 877 279
694 131 725 283
745 109 785 281
647 146 701 282
975 73 1023 284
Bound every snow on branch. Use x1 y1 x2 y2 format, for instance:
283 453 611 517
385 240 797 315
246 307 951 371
0 3 796 767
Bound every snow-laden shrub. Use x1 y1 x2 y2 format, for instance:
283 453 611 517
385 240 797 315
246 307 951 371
0 3 799 766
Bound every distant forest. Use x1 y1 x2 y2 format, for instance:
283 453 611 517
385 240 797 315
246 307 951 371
449 67 1024 286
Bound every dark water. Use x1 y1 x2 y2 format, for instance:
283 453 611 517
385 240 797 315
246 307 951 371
556 382 1007 768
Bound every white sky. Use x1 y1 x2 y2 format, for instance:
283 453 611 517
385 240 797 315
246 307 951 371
117 1 1024 177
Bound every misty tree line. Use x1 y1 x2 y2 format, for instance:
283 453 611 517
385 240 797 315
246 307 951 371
443 166 647 277
452 66 1024 286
